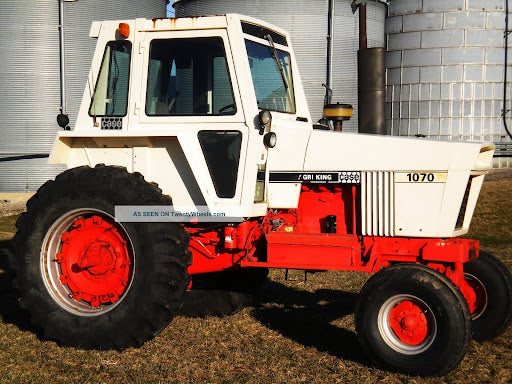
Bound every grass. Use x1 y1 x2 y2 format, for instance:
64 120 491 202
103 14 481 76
465 180 512 246
0 179 510 383
0 215 17 242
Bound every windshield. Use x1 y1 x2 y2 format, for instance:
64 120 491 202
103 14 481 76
245 39 295 114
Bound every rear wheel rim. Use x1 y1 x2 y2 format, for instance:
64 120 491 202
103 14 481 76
378 294 437 355
41 208 134 317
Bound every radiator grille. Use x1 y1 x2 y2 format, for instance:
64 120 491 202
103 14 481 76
361 171 395 236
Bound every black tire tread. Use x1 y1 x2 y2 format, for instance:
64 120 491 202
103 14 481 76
355 264 471 376
11 164 191 349
465 251 512 340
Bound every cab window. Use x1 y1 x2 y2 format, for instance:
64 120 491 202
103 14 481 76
89 41 132 117
245 39 295 114
146 37 236 116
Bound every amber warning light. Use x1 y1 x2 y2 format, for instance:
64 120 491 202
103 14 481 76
118 23 130 38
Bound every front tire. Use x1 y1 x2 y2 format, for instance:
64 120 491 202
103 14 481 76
464 251 512 341
355 264 471 376
11 165 191 349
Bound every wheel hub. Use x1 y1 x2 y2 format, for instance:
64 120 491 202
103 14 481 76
389 300 428 345
400 315 418 331
464 273 488 319
79 241 115 275
56 215 132 307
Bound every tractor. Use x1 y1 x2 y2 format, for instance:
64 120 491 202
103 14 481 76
11 15 512 376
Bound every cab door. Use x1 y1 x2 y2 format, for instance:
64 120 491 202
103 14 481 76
242 30 312 208
134 28 249 213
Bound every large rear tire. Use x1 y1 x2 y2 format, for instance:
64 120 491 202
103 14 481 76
355 264 471 376
464 251 512 341
11 165 191 349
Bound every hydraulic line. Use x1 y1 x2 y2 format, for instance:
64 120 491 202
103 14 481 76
502 0 512 140
325 0 335 106
58 0 66 115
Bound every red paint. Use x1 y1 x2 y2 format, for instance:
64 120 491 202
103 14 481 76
450 262 477 313
57 215 132 307
428 263 477 314
252 232 360 270
389 300 429 345
235 220 253 249
224 225 237 249
465 274 487 316
184 184 482 316
185 220 262 275
422 238 479 263
294 184 355 234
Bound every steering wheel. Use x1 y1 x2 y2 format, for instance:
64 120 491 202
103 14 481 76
218 103 236 114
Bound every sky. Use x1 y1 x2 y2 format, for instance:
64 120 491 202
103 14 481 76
166 2 175 17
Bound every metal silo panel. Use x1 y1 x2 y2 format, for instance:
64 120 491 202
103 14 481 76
0 159 66 193
0 1 60 155
63 0 167 130
386 0 511 168
0 1 166 192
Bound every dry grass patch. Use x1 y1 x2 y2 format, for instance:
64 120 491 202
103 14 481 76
0 215 17 242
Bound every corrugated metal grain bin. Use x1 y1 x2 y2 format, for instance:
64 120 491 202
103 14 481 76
0 0 166 192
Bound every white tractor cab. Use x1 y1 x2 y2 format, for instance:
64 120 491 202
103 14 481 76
12 15 511 376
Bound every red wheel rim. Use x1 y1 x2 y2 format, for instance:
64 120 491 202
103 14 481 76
41 209 134 316
57 215 132 307
464 273 488 319
378 294 437 355
389 300 429 345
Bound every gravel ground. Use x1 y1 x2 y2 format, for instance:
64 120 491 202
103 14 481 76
0 169 510 217
0 200 27 217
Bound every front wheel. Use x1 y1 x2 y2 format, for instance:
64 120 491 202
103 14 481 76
12 165 191 349
355 264 471 376
464 251 512 341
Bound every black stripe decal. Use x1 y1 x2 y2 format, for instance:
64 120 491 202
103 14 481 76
269 171 361 184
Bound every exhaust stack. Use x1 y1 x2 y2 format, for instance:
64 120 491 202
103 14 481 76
353 0 387 135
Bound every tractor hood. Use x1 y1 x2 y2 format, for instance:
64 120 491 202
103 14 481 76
303 130 493 173
301 130 494 238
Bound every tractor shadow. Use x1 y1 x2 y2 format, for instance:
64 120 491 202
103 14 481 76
250 280 366 364
0 240 33 332
180 276 365 365
0 239 365 364
179 289 252 318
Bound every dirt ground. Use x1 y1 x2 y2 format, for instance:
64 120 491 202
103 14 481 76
0 193 32 217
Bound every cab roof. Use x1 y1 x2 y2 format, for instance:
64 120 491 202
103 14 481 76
89 14 289 41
